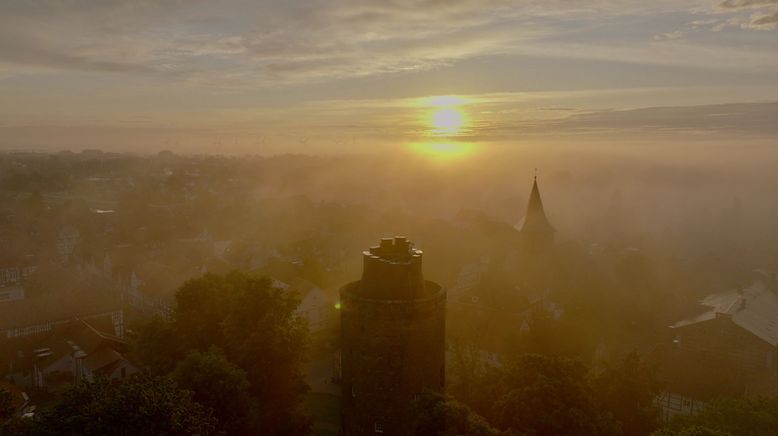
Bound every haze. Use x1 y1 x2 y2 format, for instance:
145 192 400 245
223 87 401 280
1 2 778 436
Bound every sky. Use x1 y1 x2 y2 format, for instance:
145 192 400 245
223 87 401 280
0 0 777 155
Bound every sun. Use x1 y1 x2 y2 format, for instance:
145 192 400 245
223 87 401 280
410 95 476 160
419 95 470 137
431 107 464 135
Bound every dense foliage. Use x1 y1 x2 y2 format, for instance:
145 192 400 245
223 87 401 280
449 351 667 436
137 271 311 435
0 389 13 423
656 396 778 436
592 352 661 436
171 347 253 435
1 376 217 436
411 391 502 436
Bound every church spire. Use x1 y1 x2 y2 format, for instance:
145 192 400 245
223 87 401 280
516 173 555 248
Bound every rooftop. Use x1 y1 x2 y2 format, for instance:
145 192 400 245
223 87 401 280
515 176 555 235
672 280 778 346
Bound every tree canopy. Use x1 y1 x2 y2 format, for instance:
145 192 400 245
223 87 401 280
490 354 620 436
2 375 216 436
657 396 778 436
411 390 503 436
137 271 311 435
171 347 252 435
0 388 13 423
592 351 661 436
451 353 621 436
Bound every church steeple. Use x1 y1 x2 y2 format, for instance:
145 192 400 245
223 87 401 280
516 173 555 249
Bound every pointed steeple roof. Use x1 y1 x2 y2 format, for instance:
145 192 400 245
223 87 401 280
516 175 555 235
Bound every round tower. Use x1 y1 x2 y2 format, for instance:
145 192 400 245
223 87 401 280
340 236 446 435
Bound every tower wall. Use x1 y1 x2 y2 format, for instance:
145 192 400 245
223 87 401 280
340 237 446 435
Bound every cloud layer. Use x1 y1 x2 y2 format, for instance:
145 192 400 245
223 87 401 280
0 0 776 152
1 0 776 86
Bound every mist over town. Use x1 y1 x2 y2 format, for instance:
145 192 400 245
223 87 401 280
1 1 778 435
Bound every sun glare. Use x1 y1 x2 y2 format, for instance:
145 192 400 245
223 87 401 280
431 107 464 135
421 94 470 137
410 95 476 159
412 142 474 160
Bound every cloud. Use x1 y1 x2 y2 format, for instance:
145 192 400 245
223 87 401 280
751 9 778 27
719 0 778 9
709 0 778 31
479 102 778 140
710 8 778 30
2 0 759 86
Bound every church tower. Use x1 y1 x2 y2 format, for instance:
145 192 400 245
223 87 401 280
516 175 555 251
340 236 446 435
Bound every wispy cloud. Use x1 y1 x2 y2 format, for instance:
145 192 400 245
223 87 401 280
718 0 778 9
2 0 774 86
705 0 778 30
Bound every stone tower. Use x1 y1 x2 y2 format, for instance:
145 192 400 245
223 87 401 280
516 175 555 251
340 236 446 435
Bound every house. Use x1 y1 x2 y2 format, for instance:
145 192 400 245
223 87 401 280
0 285 25 303
56 226 82 262
0 267 21 286
655 391 706 422
656 277 778 419
4 318 138 391
0 258 38 302
670 279 778 374
448 258 490 302
0 290 124 340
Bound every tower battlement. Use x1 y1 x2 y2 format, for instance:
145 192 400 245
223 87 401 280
359 236 426 300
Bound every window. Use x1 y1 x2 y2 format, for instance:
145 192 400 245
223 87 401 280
374 423 384 433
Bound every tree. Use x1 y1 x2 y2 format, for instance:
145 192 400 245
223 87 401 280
138 271 311 435
172 347 252 435
659 396 778 436
411 391 503 436
135 316 179 375
0 388 13 423
592 351 661 436
652 426 730 436
448 341 490 406
487 354 620 436
5 375 217 436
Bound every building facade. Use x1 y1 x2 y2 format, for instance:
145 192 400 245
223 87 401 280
340 237 446 435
